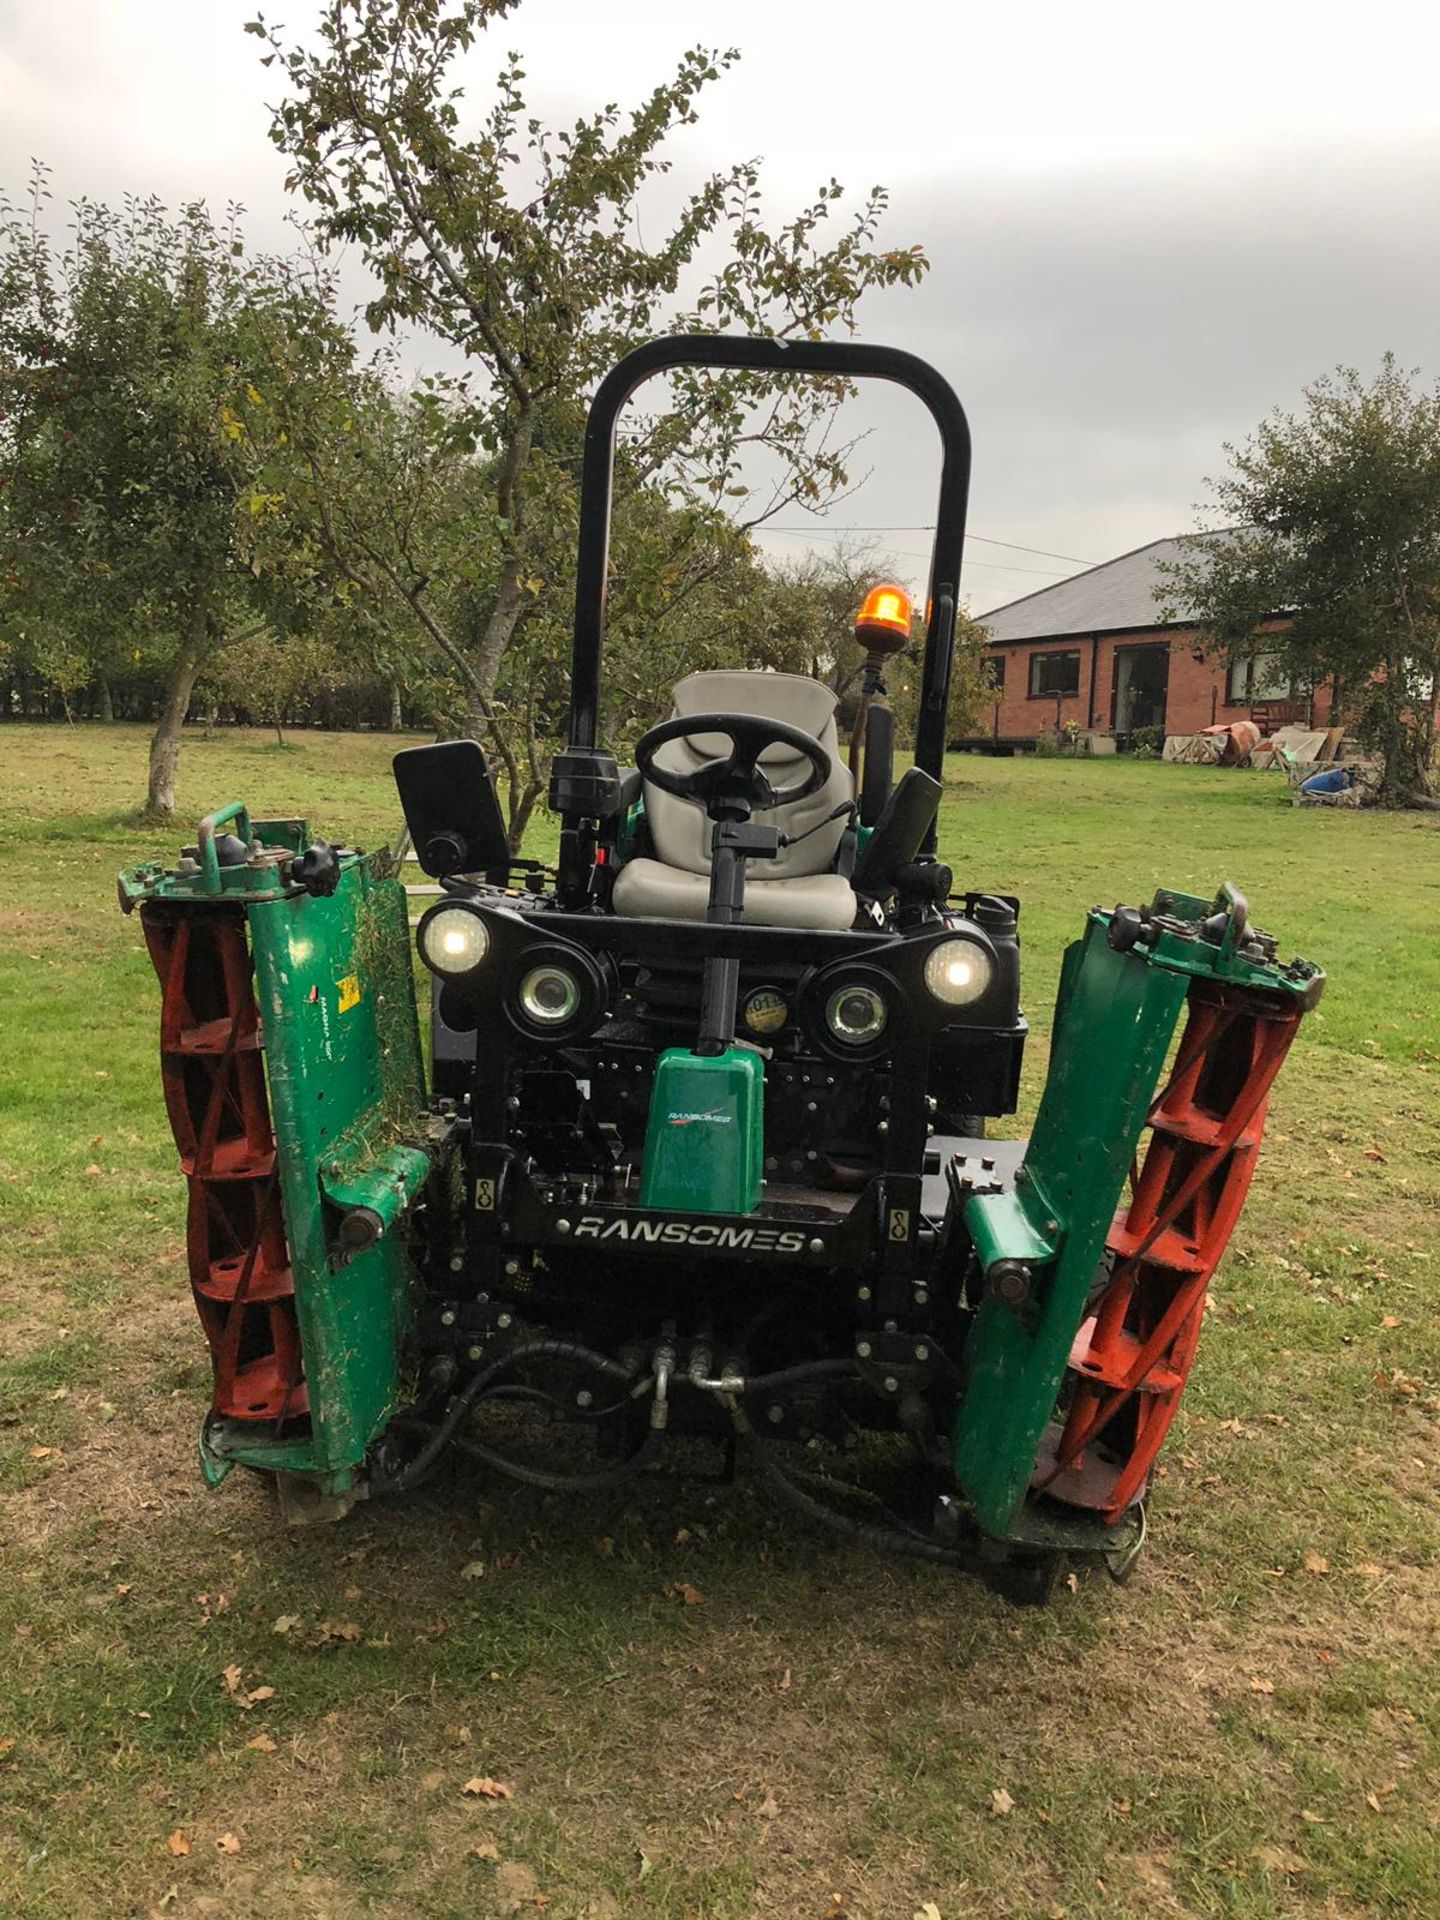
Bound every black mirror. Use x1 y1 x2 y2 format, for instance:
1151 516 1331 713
393 741 510 878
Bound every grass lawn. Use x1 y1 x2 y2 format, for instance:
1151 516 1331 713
1 721 1438 1920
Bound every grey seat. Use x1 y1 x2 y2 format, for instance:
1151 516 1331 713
611 670 858 931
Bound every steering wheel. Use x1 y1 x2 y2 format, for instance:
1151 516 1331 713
635 712 832 816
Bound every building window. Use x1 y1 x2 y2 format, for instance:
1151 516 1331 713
1029 650 1080 698
1227 654 1294 704
985 654 1006 693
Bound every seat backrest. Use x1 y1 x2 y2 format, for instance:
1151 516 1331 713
644 670 854 878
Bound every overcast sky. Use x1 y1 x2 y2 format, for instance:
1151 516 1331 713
4 0 1439 611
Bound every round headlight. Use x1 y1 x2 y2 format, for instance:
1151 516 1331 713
923 937 993 1007
826 983 888 1046
421 905 490 976
518 962 581 1028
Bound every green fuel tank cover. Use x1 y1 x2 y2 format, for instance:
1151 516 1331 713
639 1047 764 1215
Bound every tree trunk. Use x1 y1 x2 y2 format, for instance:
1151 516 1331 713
97 675 115 723
146 614 206 816
389 680 403 732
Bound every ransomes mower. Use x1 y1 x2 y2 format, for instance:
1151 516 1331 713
119 336 1324 1596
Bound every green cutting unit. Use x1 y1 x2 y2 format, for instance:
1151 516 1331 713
120 335 1323 1593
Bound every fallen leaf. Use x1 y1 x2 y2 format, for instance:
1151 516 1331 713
221 1665 244 1696
344 1585 363 1602
461 1776 515 1800
272 1615 300 1636
85 1162 102 1177
216 1832 242 1855
461 1561 487 1581
637 1850 654 1881
1380 1315 1401 1329
757 1792 780 1819
1354 1562 1387 1579
28 1446 54 1460
778 1668 792 1691
473 1840 502 1862
165 1831 190 1858
913 1904 942 1920
244 1685 276 1706
1301 1810 1328 1825
820 1898 846 1920
421 1771 445 1791
667 1582 705 1606
989 1787 1015 1817
1249 1676 1275 1696
245 1733 277 1753
1303 1550 1330 1575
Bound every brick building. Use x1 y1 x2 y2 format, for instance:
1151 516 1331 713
963 533 1334 750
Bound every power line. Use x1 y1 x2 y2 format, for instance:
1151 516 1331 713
758 524 1099 566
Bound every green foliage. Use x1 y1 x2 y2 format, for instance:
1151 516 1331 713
0 167 351 807
1129 723 1163 759
1160 356 1440 803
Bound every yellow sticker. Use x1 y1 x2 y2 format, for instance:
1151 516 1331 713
337 974 362 1013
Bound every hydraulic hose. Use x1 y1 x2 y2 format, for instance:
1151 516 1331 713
369 1338 640 1497
722 1394 978 1569
449 1424 662 1493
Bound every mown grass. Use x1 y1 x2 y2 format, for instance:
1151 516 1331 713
1 721 1438 1920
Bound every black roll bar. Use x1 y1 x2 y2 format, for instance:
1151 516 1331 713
565 334 972 784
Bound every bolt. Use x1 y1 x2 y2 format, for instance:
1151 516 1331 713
504 1259 520 1276
914 1287 930 1307
506 1096 520 1110
440 1310 456 1327
466 1344 484 1362
576 1389 594 1409
808 1237 825 1254
915 1343 930 1361
1044 1217 1059 1235
767 1404 785 1425
882 1375 899 1394
857 1284 872 1302
497 1312 513 1330
449 1254 465 1273
556 1218 572 1235
857 1340 872 1359
877 1120 889 1135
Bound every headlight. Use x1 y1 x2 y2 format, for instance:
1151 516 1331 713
826 983 888 1045
518 962 582 1027
923 937 993 1007
421 905 490 976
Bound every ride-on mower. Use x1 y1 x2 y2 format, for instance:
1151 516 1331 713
120 336 1324 1597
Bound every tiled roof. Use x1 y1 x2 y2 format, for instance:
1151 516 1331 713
980 531 1237 643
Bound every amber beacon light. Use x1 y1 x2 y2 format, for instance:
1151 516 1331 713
854 582 914 651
